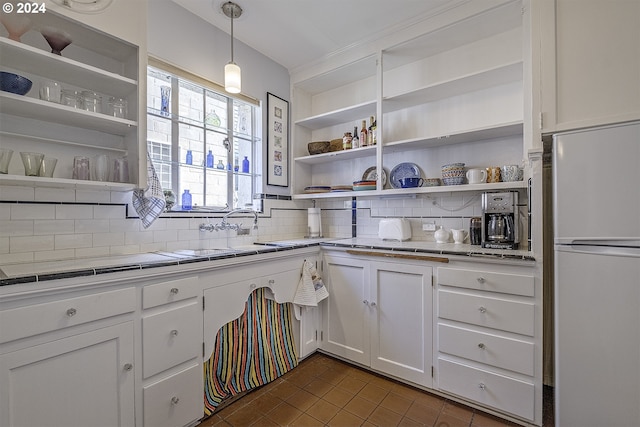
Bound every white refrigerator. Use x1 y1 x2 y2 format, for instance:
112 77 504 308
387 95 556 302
553 121 640 427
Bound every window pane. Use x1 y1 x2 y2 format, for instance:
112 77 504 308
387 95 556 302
205 91 228 130
148 69 171 114
178 80 203 123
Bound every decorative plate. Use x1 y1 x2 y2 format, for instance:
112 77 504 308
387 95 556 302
389 162 421 189
362 167 387 187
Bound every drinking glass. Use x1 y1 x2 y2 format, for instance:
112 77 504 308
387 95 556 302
92 154 109 181
38 157 58 178
20 152 44 176
72 156 90 180
0 148 13 174
112 157 129 183
39 80 61 103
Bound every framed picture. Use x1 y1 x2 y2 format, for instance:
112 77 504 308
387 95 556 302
267 92 289 187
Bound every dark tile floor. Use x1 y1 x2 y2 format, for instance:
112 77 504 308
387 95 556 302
198 352 553 427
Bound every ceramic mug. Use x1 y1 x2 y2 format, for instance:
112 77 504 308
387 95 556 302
466 168 487 184
451 229 467 244
399 177 424 188
486 166 501 183
501 164 521 182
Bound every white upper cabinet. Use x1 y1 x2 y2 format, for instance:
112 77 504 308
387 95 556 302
291 1 528 199
0 1 146 189
537 0 640 133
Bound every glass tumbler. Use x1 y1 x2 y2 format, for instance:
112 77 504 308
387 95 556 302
38 157 58 178
0 148 13 174
72 156 90 180
61 89 81 108
81 91 102 113
20 152 44 176
39 80 61 103
91 154 110 181
107 97 128 118
112 157 129 183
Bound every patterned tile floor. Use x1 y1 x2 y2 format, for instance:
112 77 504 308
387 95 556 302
198 352 553 427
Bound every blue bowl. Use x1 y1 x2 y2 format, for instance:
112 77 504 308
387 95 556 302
0 72 33 95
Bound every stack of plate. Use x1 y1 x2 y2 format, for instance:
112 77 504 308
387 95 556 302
352 180 376 191
304 185 331 194
331 185 353 192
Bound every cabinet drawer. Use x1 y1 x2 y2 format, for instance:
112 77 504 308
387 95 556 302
438 324 534 376
438 358 534 421
438 290 534 336
142 276 199 309
143 363 203 427
438 267 534 297
0 287 136 344
142 302 200 378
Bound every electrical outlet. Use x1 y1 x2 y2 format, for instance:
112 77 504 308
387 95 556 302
422 222 436 231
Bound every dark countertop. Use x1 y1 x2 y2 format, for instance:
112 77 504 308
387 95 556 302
0 237 535 287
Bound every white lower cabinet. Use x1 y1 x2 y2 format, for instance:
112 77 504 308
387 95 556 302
0 321 135 427
322 253 433 387
435 264 540 424
140 275 203 427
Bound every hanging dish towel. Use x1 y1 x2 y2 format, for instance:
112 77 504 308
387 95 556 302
132 153 165 229
293 259 329 320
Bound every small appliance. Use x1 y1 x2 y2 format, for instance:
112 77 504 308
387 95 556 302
481 191 519 249
378 218 411 241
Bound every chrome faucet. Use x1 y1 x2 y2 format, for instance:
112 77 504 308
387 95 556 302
199 208 258 232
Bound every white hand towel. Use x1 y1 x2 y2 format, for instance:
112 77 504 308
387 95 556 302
293 260 329 320
132 153 165 229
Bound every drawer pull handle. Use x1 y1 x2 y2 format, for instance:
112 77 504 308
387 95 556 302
170 329 179 337
170 287 179 295
478 343 486 350
171 396 180 405
66 308 77 317
123 363 133 372
268 279 275 285
478 306 487 313
479 383 486 391
250 283 257 289
477 277 485 283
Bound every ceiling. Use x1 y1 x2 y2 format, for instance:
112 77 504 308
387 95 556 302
171 0 457 72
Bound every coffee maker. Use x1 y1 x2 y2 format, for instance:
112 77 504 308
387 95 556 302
481 191 519 249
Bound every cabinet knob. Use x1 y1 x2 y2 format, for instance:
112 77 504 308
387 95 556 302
170 287 179 295
478 306 487 313
268 279 275 285
363 300 369 305
477 277 485 284
123 363 133 372
66 308 77 317
478 383 486 391
250 283 257 289
370 302 377 307
170 329 179 337
171 396 180 405
478 343 486 350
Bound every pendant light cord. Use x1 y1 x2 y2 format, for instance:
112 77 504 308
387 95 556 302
230 3 234 63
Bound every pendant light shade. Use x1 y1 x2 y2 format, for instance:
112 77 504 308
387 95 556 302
225 62 241 93
222 1 242 94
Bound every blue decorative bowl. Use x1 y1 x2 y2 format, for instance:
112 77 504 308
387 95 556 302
0 72 33 95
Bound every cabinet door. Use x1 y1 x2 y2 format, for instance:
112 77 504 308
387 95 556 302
298 305 320 358
539 0 640 132
0 322 134 427
321 255 370 365
369 261 433 387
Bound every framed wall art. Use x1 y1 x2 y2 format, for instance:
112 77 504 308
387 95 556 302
266 92 289 187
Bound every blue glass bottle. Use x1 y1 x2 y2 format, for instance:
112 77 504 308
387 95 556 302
206 150 214 168
186 150 193 165
242 156 250 173
181 189 192 210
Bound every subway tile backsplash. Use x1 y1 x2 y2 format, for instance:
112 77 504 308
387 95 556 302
0 185 529 262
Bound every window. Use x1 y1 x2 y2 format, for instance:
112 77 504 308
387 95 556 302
147 64 259 211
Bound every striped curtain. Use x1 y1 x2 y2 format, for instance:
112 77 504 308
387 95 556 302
204 288 299 415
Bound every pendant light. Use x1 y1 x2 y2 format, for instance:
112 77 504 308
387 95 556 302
222 1 242 94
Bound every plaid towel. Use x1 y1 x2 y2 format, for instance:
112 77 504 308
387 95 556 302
132 153 165 229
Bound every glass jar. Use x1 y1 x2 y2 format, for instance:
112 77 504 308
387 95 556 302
81 90 102 113
107 97 128 118
342 132 353 150
60 89 81 108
